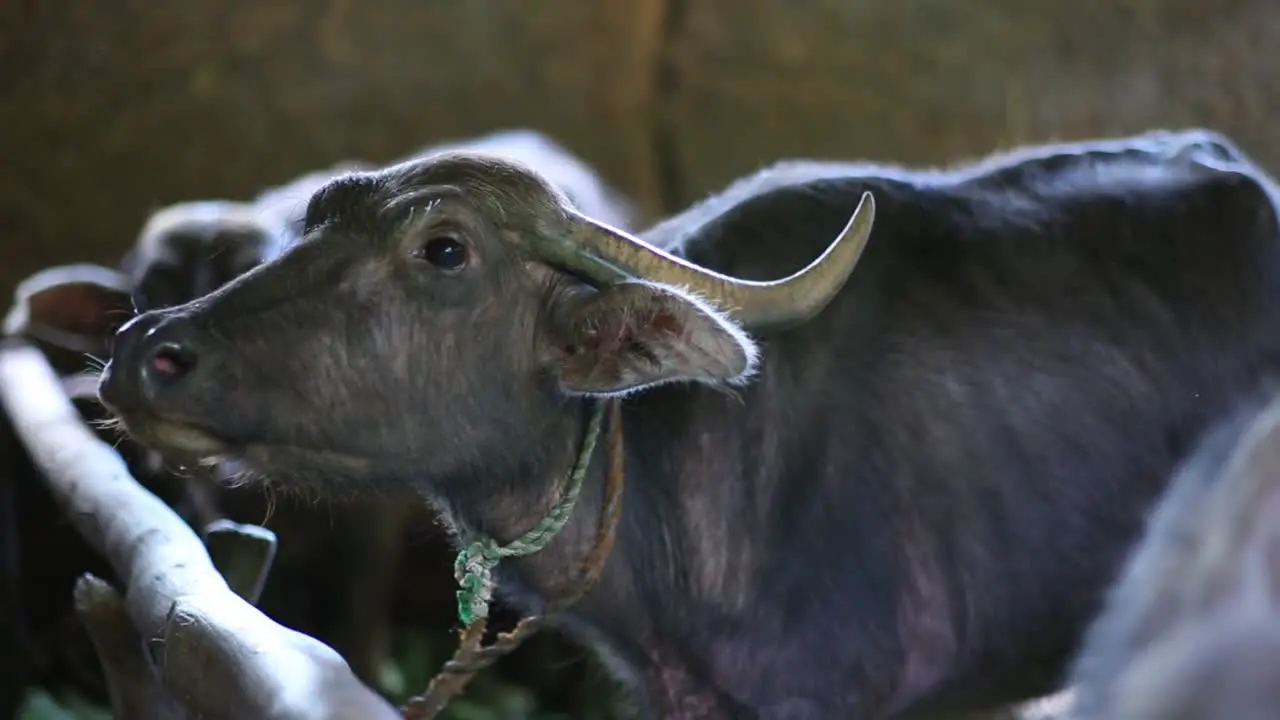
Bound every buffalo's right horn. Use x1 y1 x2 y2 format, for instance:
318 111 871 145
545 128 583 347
537 191 876 331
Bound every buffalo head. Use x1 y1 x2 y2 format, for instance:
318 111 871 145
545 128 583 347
96 152 874 498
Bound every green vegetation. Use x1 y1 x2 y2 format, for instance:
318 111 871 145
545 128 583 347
19 621 635 720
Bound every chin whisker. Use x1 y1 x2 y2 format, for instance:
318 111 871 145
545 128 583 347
89 415 124 433
262 482 278 524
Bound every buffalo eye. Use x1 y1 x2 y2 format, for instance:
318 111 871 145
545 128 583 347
412 235 469 273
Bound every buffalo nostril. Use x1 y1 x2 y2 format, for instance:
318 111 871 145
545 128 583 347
146 341 197 382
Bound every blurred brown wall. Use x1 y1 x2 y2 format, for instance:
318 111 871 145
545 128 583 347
3 0 1278 293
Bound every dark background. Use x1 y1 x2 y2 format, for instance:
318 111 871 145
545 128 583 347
4 1 1278 293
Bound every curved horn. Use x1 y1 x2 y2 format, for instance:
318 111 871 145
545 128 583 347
542 191 876 330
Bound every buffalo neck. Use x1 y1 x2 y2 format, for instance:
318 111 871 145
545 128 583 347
428 395 626 607
420 361 822 717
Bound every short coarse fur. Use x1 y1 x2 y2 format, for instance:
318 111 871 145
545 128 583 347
98 128 1280 718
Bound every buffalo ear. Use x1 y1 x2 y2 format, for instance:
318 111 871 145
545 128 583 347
3 264 135 356
548 281 760 397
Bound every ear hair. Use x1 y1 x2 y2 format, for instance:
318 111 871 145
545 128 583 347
548 280 760 398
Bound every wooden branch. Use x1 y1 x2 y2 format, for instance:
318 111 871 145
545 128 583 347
0 341 400 720
73 573 185 719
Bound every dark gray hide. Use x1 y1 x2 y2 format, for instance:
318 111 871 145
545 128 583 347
97 128 1280 719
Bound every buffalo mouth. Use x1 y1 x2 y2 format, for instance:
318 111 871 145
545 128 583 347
106 408 378 484
108 410 232 464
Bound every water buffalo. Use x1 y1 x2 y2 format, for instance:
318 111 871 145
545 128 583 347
4 129 636 702
1065 382 1280 720
95 128 1280 718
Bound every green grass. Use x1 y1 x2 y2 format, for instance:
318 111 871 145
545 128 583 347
16 689 111 720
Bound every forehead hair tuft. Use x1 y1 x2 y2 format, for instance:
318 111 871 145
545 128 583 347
301 152 584 257
303 173 382 230
385 152 575 226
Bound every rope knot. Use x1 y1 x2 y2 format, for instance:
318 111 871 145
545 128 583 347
448 402 605 628
402 400 621 719
454 539 500 625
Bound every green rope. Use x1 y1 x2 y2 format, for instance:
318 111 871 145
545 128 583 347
453 401 607 626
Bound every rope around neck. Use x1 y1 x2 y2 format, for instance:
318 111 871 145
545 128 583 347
452 400 606 626
401 399 623 719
